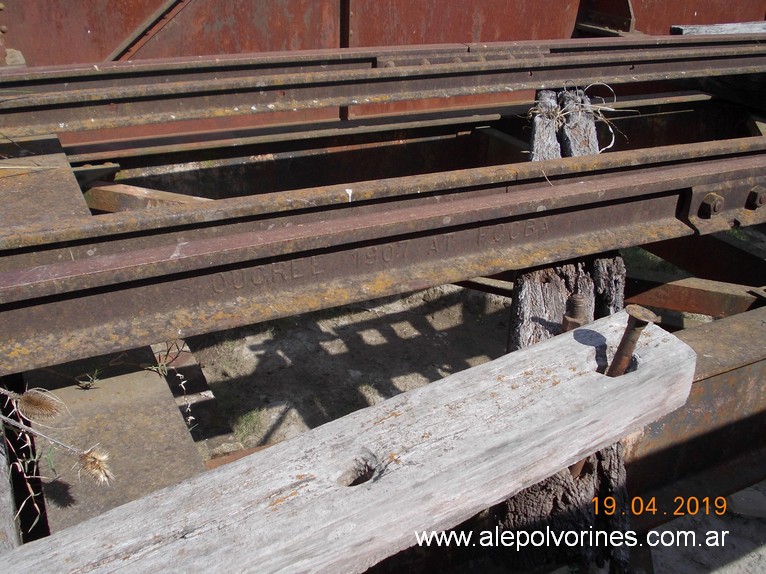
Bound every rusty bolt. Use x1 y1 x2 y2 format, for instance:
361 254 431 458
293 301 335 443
562 293 587 333
606 305 660 378
0 4 6 10
0 25 7 34
747 185 766 210
699 192 724 218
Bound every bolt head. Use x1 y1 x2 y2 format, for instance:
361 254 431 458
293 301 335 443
699 192 724 218
625 304 660 325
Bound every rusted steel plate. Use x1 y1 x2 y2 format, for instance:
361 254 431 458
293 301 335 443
644 233 766 287
625 306 766 529
0 154 90 228
348 0 577 47
578 0 766 35
345 0 578 116
0 0 166 66
132 0 340 59
0 1 340 66
2 36 766 138
64 107 506 166
631 0 766 36
4 148 766 374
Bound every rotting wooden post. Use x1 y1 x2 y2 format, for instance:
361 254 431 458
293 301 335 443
0 438 21 554
560 89 600 157
530 89 562 161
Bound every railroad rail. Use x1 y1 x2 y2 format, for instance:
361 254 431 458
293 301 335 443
2 34 766 376
2 34 766 138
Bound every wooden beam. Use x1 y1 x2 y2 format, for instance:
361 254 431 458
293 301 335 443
83 181 212 212
671 22 766 35
4 311 695 573
0 441 20 554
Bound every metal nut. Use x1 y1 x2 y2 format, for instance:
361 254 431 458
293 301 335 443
747 185 766 210
699 192 724 218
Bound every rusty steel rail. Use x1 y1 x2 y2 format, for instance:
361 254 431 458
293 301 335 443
1 35 766 138
2 137 766 375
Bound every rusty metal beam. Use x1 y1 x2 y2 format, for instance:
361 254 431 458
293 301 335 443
4 137 766 253
2 35 766 138
644 232 766 286
625 271 763 318
625 306 766 530
2 142 766 375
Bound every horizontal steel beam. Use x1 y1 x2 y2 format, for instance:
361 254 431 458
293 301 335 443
625 271 763 318
2 140 766 375
1 35 766 138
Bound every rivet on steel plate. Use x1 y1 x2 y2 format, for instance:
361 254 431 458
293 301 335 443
699 192 724 218
606 304 660 378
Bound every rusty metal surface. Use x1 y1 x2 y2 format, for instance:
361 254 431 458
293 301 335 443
23 348 206 533
0 0 166 66
108 0 193 61
0 154 91 228
344 0 577 115
3 36 766 138
0 1 340 66
2 142 766 375
625 272 763 318
577 0 766 36
131 0 341 59
644 233 766 287
4 136 765 252
348 0 577 47
625 307 766 528
631 0 766 36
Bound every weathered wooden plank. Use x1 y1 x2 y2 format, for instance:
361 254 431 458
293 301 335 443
0 440 20 554
83 181 212 212
4 311 695 573
671 22 766 35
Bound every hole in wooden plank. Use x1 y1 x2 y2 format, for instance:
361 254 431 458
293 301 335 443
337 448 378 487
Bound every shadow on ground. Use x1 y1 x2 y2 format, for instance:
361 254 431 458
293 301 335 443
186 285 513 449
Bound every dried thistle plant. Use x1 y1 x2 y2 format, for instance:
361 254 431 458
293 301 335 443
0 413 113 486
0 387 64 422
17 389 64 421
76 446 114 486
